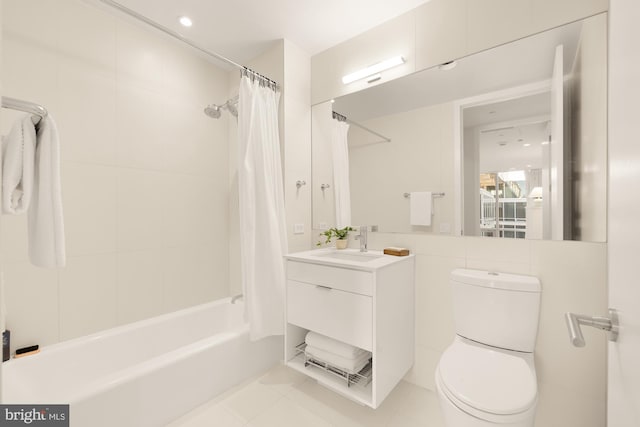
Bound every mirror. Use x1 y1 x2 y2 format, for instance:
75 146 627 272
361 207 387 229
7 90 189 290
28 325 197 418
312 14 607 242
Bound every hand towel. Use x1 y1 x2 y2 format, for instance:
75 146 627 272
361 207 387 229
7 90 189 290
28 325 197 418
28 115 66 268
305 331 367 359
306 345 371 374
410 192 432 226
2 116 36 214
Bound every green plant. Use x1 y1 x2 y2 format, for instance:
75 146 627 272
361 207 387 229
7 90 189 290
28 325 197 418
317 226 354 246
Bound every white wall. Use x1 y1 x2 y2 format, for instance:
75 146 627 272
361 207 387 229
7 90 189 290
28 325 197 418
283 40 312 254
0 0 231 350
310 102 335 232
357 233 607 427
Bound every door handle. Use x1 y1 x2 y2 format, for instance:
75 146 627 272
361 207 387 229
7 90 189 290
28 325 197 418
565 309 619 347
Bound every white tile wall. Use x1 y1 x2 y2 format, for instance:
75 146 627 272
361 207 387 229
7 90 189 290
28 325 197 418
366 232 607 427
1 0 231 347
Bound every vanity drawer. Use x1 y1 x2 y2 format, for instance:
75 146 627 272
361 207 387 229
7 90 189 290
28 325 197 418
287 261 373 296
287 280 373 351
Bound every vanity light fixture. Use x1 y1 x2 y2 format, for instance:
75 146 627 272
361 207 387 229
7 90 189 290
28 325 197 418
179 16 193 27
342 56 405 84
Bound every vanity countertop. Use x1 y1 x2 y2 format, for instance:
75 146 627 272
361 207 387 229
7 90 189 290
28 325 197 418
285 248 414 272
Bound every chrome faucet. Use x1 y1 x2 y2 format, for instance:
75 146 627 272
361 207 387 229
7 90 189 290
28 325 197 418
355 225 368 252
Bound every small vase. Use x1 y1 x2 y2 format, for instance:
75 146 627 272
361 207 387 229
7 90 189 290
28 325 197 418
335 239 348 249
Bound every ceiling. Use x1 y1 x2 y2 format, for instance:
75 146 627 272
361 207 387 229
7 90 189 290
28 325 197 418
99 0 432 68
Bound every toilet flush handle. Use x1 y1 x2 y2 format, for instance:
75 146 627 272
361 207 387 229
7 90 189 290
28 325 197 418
565 309 619 347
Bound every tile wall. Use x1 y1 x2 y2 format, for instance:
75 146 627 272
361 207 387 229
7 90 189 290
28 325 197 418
1 0 231 349
361 233 607 427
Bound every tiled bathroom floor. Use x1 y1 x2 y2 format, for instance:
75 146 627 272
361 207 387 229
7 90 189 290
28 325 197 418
167 364 445 427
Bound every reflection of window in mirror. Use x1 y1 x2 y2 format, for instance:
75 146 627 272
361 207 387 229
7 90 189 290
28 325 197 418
478 170 540 239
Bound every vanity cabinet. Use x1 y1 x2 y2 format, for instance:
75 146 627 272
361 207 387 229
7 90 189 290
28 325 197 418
284 249 415 409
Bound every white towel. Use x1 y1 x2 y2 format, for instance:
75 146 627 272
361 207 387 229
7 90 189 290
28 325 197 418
2 116 36 214
28 115 66 268
306 345 371 374
305 331 366 359
410 191 432 226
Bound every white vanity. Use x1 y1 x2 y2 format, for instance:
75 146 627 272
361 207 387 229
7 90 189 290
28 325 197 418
284 248 415 408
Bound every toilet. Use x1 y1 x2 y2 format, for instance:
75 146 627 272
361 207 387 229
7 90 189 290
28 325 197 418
435 269 541 427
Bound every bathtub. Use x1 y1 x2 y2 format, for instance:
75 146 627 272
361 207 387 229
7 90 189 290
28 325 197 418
2 298 283 427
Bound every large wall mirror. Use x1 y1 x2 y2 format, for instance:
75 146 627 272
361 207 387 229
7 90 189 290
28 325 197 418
312 13 607 242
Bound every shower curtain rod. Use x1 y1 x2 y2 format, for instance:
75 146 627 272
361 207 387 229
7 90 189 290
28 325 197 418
332 111 391 143
96 0 280 89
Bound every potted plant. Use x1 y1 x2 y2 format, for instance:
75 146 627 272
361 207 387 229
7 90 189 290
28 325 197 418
317 226 353 249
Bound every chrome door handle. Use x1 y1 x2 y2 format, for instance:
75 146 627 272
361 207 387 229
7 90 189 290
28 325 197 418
565 309 619 347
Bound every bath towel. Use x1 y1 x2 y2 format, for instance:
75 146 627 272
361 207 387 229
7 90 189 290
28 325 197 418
28 115 66 268
305 344 371 374
305 331 367 359
2 116 36 214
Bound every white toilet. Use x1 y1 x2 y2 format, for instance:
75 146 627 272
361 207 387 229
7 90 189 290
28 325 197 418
436 269 541 427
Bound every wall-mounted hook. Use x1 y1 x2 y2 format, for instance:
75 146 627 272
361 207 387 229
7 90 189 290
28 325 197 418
320 184 331 190
296 180 306 188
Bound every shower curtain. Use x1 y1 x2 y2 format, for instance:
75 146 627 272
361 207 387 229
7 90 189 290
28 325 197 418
331 119 351 228
237 75 288 341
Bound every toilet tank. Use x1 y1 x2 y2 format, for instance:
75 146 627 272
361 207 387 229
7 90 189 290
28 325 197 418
451 269 541 352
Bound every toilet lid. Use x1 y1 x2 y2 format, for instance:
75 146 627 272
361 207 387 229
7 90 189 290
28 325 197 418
439 338 537 415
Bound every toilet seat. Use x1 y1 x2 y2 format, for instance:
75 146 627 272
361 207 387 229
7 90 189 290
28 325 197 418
437 337 537 423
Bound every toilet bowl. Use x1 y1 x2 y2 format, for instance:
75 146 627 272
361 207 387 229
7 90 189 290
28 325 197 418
436 269 541 427
435 336 538 427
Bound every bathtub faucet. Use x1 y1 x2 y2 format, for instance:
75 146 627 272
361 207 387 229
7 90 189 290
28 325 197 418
231 294 243 304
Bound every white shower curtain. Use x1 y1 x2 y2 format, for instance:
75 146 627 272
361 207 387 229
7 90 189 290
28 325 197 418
237 75 288 341
331 119 351 228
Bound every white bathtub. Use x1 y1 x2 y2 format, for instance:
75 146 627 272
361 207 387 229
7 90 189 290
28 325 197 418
2 298 283 427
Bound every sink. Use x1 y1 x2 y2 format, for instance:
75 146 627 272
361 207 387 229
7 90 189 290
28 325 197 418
316 251 384 263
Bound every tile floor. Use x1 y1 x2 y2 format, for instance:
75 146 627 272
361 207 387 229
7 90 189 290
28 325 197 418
167 364 445 427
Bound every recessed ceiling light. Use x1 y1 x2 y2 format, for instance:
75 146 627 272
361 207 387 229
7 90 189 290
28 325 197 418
438 60 457 71
541 141 549 145
330 99 335 104
523 143 531 147
179 16 193 27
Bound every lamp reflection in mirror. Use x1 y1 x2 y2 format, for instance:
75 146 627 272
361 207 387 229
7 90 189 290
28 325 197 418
529 186 544 200
342 56 405 84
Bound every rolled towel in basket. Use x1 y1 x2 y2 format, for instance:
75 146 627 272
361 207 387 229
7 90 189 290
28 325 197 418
305 331 367 359
306 345 371 374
